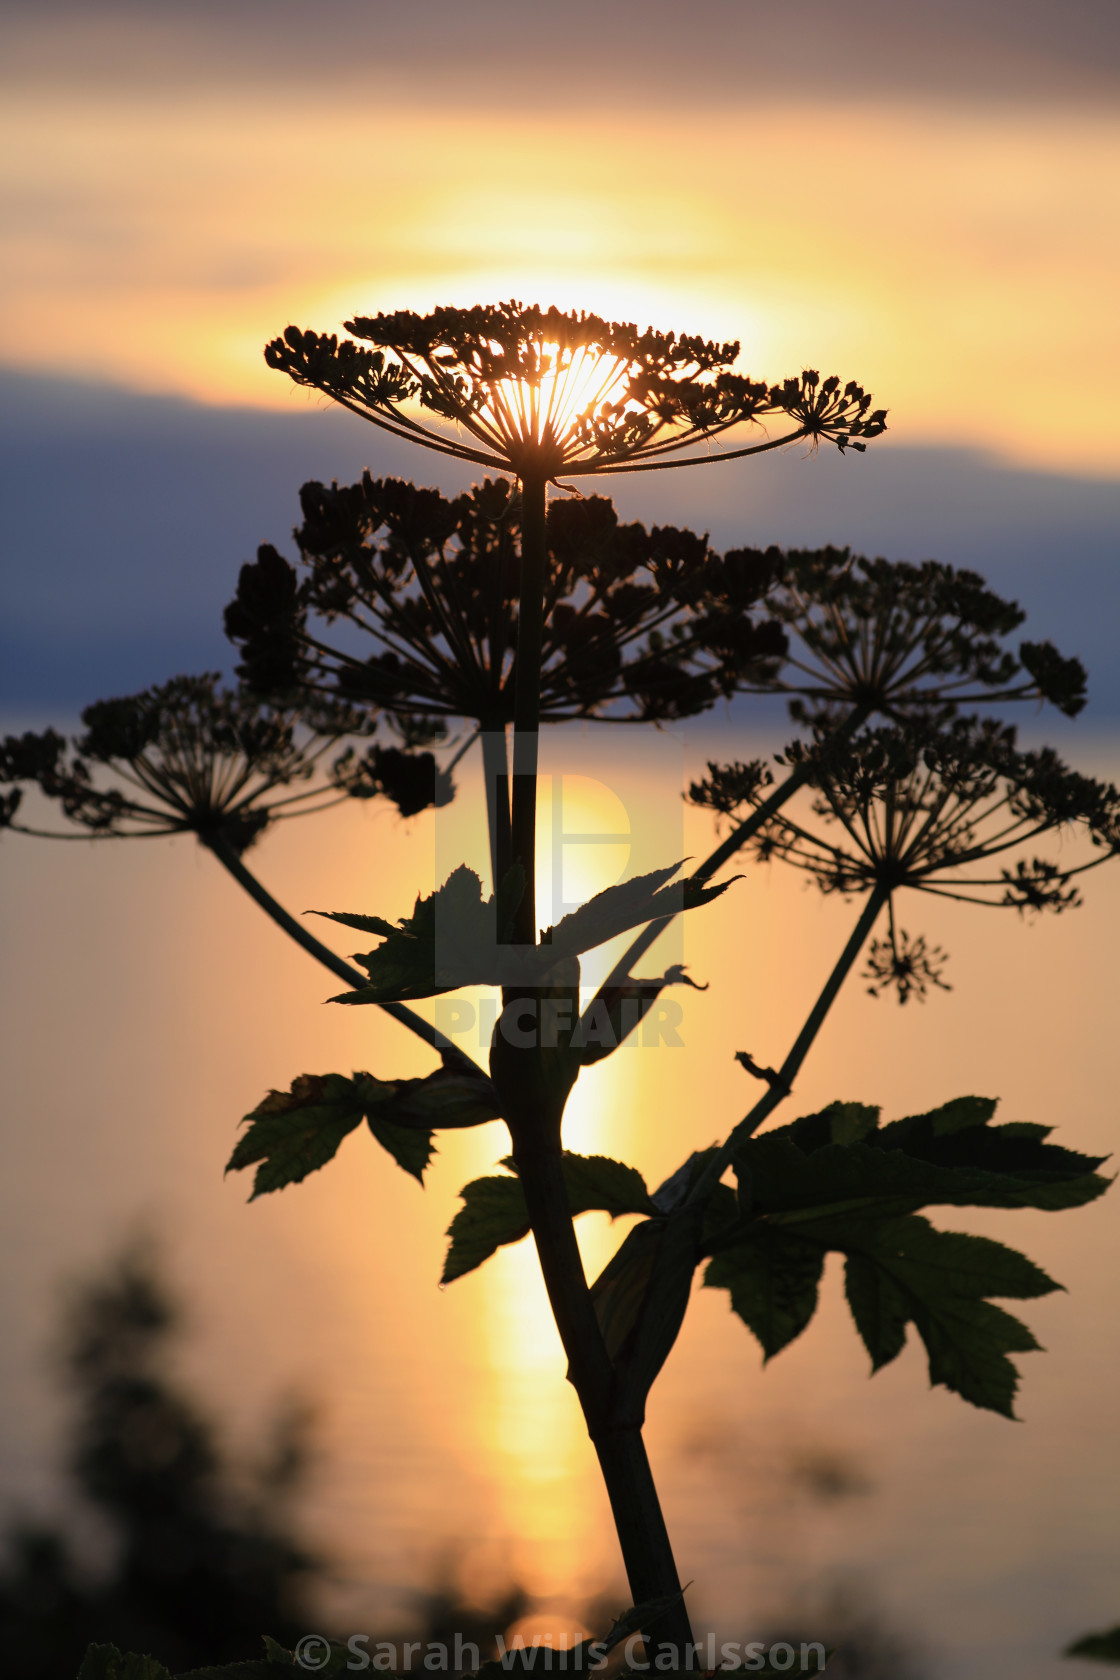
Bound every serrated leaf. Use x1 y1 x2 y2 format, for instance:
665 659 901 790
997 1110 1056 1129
704 1226 825 1359
443 1153 653 1283
545 861 733 960
321 860 730 1005
831 1214 1057 1416
260 1635 296 1665
921 1095 1000 1135
442 1174 529 1283
554 1153 654 1218
824 1100 880 1144
227 1073 367 1198
365 1115 434 1183
320 863 494 1000
228 1065 495 1196
731 1102 1109 1228
359 1065 502 1130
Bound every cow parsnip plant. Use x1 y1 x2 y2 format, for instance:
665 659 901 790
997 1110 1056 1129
4 303 1116 1677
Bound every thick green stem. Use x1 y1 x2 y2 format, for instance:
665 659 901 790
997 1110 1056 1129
507 1126 692 1650
689 884 889 1205
490 469 693 1650
510 470 547 945
202 829 475 1068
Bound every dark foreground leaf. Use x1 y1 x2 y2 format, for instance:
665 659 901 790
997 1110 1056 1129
838 1214 1054 1416
443 1153 653 1283
319 860 732 1004
705 1226 825 1360
702 1091 1107 1415
228 1062 500 1195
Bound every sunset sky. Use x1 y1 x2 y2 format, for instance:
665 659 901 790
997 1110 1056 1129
3 15 1120 1669
3 0 1119 475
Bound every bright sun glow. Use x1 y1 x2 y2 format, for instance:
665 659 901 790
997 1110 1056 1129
482 341 635 458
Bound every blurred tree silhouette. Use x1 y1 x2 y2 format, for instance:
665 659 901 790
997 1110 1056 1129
0 1246 316 1678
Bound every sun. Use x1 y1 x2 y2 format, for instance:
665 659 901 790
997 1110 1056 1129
481 338 635 464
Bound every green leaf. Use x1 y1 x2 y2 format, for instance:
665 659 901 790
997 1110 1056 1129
442 1173 529 1283
544 861 733 960
443 1153 653 1283
702 1092 1109 1416
555 1153 654 1218
705 1226 825 1359
78 1649 172 1680
357 1065 502 1131
832 1214 1057 1416
227 1063 497 1195
319 864 499 1002
912 1095 999 1135
823 1100 880 1144
260 1636 297 1665
319 860 730 1006
1066 1625 1120 1664
365 1114 434 1183
730 1097 1109 1227
227 1073 367 1197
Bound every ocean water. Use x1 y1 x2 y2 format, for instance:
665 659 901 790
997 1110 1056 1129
1 722 1118 1679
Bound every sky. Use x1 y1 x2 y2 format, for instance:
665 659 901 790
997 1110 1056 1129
2 0 1119 473
1 0 1118 711
3 14 1120 1664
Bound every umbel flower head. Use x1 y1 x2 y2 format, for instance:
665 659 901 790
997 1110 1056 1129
0 673 393 852
225 475 787 729
692 716 1120 1000
265 302 886 482
744 545 1087 723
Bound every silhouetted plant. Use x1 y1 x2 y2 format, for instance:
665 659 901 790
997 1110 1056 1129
215 301 1118 1668
692 716 1118 1001
264 305 885 482
10 300 1114 1675
0 674 455 1059
225 477 784 729
753 546 1087 723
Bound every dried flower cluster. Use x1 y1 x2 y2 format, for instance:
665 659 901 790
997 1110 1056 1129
265 303 886 480
225 475 787 731
0 675 366 852
692 719 1119 999
743 545 1086 723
